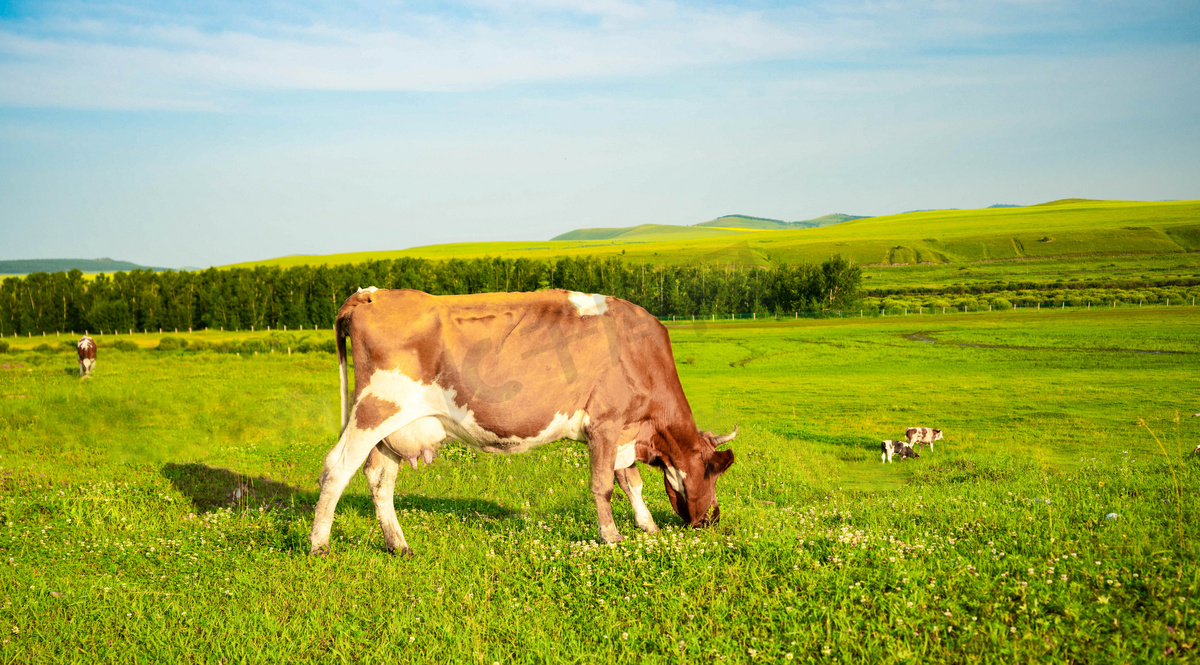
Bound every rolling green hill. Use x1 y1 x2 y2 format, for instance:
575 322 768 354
552 212 868 240
803 213 870 227
694 213 868 230
550 224 750 242
1031 198 1102 207
226 199 1200 273
693 214 790 230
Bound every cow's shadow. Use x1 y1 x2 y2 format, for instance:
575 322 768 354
160 461 515 520
161 462 311 513
161 462 680 552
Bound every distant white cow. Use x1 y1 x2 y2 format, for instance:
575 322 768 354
77 336 96 378
881 439 918 463
906 427 943 452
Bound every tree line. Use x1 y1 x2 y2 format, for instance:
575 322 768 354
0 255 862 336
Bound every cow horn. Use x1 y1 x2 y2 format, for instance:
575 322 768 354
712 425 738 446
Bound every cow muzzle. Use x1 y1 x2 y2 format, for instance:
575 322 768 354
693 502 720 527
665 477 721 528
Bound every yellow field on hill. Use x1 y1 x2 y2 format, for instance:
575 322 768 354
224 199 1200 270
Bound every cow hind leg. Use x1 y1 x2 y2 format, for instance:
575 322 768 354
615 465 658 535
310 427 383 555
362 445 412 556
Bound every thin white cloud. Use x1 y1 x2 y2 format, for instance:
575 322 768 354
0 3 835 109
466 0 666 23
0 2 1190 113
15 0 1176 110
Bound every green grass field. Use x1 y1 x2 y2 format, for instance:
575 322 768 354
2 307 1197 662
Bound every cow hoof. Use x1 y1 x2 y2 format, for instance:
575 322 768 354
598 523 625 543
639 523 659 535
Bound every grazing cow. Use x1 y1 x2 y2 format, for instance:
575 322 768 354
77 336 96 378
906 426 943 451
310 288 737 556
881 439 919 463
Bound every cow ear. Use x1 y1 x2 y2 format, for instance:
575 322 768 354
706 449 734 477
635 442 659 465
637 436 666 465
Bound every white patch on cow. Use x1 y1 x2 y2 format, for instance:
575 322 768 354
357 368 591 457
613 441 636 469
664 466 688 493
357 286 379 294
627 478 655 530
567 291 608 317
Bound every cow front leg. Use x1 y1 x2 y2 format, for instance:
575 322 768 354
362 445 412 556
310 428 380 555
587 431 624 543
615 465 658 535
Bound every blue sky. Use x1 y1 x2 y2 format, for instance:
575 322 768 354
1 0 1197 268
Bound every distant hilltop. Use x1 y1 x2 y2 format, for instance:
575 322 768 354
0 258 165 275
696 213 868 230
551 212 869 241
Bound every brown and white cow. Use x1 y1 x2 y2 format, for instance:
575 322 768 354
906 426 942 452
77 336 96 378
309 288 737 556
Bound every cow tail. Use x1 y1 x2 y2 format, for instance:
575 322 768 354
334 288 380 435
336 309 352 434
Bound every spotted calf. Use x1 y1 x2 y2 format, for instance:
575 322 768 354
906 426 942 452
881 439 918 463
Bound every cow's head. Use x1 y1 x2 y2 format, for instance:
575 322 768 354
662 427 737 527
932 429 943 441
